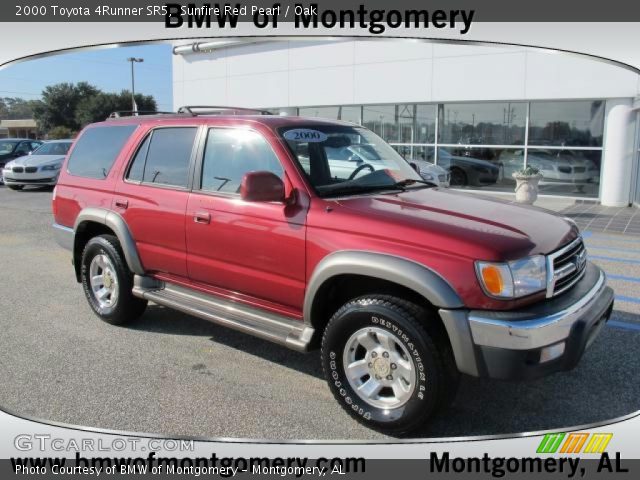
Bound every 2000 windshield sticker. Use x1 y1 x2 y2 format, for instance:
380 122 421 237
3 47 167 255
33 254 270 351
283 129 328 142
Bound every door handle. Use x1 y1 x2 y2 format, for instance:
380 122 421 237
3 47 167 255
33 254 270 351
115 199 128 209
193 211 211 224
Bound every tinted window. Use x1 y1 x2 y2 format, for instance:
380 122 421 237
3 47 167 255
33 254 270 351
438 102 527 145
126 134 151 182
528 101 604 147
142 128 196 187
15 142 32 155
67 125 137 179
201 128 283 194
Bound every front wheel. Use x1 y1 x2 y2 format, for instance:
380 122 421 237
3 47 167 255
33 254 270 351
321 295 459 435
81 234 147 325
449 167 467 186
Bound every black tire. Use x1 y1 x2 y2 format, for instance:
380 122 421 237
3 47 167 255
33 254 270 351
321 295 459 435
8 185 24 191
80 234 147 325
449 167 467 186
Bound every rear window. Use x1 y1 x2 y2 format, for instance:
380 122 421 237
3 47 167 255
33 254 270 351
67 125 137 179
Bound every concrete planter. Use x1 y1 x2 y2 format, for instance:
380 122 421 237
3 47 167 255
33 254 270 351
513 173 543 205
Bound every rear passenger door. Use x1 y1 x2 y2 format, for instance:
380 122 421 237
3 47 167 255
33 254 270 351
114 126 199 278
185 127 307 311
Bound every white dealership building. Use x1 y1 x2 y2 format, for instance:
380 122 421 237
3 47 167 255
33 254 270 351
172 39 640 206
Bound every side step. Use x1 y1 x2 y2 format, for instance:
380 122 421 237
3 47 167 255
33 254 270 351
132 276 314 352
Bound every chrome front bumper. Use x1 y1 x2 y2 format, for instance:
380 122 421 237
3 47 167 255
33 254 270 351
468 269 607 351
441 262 614 380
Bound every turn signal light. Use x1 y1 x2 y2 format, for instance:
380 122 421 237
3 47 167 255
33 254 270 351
480 265 504 295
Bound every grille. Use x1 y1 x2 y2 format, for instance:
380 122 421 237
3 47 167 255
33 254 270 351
25 167 37 173
547 237 587 297
558 166 572 174
12 166 24 173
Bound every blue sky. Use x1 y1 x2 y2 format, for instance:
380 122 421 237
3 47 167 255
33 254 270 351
0 44 173 111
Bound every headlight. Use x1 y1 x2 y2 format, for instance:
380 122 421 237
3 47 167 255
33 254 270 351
3 162 13 170
475 255 547 299
41 163 62 171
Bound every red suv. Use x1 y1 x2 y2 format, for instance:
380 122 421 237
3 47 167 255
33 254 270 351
52 107 614 434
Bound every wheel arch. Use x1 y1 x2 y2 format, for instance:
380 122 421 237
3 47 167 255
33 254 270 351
73 208 144 281
304 251 464 342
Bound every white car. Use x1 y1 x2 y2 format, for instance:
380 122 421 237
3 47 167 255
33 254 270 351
2 140 73 190
499 149 598 186
408 159 450 187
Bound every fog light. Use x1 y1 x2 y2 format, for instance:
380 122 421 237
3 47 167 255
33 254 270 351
540 342 565 363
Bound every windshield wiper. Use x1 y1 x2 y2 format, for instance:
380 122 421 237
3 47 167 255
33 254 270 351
320 183 405 197
392 178 437 189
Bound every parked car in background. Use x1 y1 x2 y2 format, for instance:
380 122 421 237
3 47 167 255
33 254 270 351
499 149 599 187
429 148 499 187
0 138 42 184
2 140 72 190
410 159 450 187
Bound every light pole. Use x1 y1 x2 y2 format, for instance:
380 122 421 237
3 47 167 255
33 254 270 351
126 57 144 113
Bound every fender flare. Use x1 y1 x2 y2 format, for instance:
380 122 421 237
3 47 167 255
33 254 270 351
73 207 144 275
303 250 464 325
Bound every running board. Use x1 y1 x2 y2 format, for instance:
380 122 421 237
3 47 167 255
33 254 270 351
132 276 314 352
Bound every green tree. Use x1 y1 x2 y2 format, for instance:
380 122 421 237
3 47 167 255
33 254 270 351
75 90 157 127
0 97 40 120
32 82 100 132
47 125 75 139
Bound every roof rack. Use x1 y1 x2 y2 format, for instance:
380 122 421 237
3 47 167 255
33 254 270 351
107 111 175 119
177 105 273 116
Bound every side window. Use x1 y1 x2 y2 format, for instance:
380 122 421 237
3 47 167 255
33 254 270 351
140 128 197 188
126 134 151 182
67 125 137 179
201 128 283 194
15 142 31 155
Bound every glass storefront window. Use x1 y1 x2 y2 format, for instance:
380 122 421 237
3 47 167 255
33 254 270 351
438 102 526 145
290 100 604 198
438 147 521 190
362 105 398 142
528 101 604 147
527 148 601 197
298 106 361 124
391 145 434 163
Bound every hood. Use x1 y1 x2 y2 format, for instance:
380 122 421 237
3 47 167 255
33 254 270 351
9 154 65 168
333 188 578 260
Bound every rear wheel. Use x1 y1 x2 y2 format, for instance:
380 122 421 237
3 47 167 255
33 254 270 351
8 185 24 191
321 295 459 435
81 234 147 325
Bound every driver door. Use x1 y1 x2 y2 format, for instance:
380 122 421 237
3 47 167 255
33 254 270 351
186 127 307 311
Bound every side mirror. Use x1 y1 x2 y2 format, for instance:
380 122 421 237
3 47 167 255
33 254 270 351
240 171 285 202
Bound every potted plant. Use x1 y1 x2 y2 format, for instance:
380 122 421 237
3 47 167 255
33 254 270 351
513 165 543 205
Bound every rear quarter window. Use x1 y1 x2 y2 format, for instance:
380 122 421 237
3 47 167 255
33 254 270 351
67 125 137 179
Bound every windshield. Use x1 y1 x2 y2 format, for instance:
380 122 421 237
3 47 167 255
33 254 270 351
280 125 423 197
0 141 18 154
33 142 71 156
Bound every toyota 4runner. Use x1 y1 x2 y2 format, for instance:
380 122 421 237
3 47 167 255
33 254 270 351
52 107 614 435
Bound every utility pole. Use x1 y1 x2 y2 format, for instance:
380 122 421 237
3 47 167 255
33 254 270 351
126 57 144 113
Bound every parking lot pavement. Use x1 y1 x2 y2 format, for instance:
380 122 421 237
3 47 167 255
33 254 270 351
0 185 639 440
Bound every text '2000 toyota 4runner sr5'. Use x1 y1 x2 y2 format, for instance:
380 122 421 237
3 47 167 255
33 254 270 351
52 107 614 435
